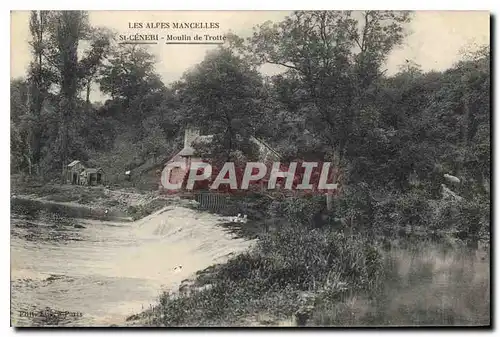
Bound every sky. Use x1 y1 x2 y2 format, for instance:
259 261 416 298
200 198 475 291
10 10 490 102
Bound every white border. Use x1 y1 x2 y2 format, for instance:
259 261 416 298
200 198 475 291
2 1 496 336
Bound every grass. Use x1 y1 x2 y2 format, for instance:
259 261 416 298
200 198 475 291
12 179 109 206
11 179 166 221
40 186 108 205
11 195 131 221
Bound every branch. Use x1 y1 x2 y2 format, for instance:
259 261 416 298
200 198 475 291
352 35 363 50
263 59 299 71
319 12 331 69
361 11 371 53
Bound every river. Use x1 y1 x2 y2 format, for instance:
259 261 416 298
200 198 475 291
10 206 252 327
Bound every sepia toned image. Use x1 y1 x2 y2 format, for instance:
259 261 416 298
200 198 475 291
10 10 490 327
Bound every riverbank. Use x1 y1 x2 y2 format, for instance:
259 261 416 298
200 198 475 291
133 225 489 327
10 181 490 327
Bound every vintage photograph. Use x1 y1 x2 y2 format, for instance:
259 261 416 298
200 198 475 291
10 10 490 327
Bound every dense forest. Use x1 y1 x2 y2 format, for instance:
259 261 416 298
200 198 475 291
11 11 490 208
11 10 490 237
10 10 490 326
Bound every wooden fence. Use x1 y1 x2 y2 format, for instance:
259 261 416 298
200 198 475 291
194 192 232 213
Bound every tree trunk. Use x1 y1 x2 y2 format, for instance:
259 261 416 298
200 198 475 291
24 153 32 176
86 79 91 105
56 11 82 178
28 10 47 174
326 193 333 212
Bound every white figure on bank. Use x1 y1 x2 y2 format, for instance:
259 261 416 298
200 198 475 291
230 214 248 223
444 173 460 184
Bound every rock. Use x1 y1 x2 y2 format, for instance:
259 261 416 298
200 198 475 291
125 314 141 322
294 305 315 326
444 173 460 184
196 284 213 292
178 283 190 294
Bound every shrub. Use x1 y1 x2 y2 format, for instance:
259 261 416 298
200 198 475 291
393 191 433 230
433 197 490 241
371 190 489 243
333 183 377 231
268 195 326 228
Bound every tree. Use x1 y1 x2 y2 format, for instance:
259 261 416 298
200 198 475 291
239 11 411 169
99 45 164 101
26 10 56 175
50 11 89 176
397 59 423 77
26 11 113 176
79 27 112 105
11 79 31 173
176 47 265 164
98 45 166 125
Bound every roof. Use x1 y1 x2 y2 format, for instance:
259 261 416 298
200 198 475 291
165 132 281 164
192 133 281 159
81 167 103 174
67 160 81 167
250 136 283 160
178 146 196 157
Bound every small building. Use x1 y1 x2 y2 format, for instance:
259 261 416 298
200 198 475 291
66 160 86 185
160 128 282 193
80 168 105 186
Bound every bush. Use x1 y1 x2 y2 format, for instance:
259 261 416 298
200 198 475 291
370 190 489 243
432 197 490 241
394 191 433 228
268 195 327 228
333 184 376 231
